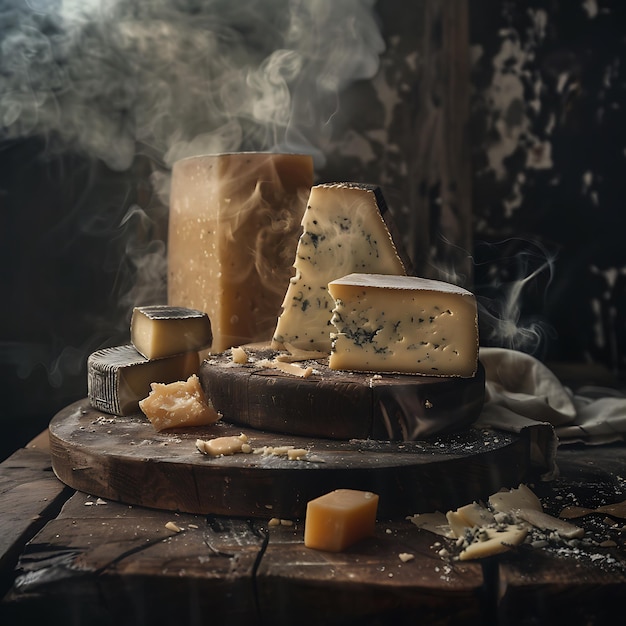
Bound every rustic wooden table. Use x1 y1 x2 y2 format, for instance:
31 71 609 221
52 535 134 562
1 427 626 626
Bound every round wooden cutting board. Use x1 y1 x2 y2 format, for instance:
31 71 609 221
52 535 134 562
49 399 534 520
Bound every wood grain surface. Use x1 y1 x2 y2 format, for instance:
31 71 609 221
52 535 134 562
48 399 533 519
199 343 485 441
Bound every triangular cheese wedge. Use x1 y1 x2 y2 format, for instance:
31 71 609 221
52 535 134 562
272 182 410 352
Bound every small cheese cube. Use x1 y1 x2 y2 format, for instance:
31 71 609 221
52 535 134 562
139 374 220 431
328 273 479 377
304 488 379 552
88 345 199 416
131 305 212 359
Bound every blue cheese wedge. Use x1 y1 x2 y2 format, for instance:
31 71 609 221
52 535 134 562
131 305 212 359
328 273 479 377
272 183 409 353
88 344 199 415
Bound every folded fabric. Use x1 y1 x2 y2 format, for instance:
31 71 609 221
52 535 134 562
476 347 626 480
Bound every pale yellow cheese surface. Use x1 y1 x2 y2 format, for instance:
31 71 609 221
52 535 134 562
272 183 408 352
131 305 212 359
168 153 313 353
458 524 528 561
304 488 379 552
328 273 479 377
139 374 220 431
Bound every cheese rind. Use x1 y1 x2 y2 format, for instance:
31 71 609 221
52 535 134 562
304 488 379 552
272 183 409 352
87 345 199 416
328 273 479 377
168 152 313 353
131 305 212 359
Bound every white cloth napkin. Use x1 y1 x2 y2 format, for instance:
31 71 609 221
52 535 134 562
476 347 626 479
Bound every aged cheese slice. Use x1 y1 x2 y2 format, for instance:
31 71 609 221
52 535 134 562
139 374 220 431
446 502 496 537
328 273 479 377
87 345 199 416
458 524 528 561
131 305 212 359
304 488 379 552
488 484 543 514
272 183 409 353
168 152 313 353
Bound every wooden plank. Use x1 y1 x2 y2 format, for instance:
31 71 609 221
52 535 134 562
3 492 265 625
0 447 72 597
256 521 486 625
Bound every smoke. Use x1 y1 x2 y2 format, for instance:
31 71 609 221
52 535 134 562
1 0 387 401
474 239 557 357
0 0 385 170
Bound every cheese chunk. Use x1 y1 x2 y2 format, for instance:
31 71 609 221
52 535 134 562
131 305 212 359
87 345 199 416
458 524 528 561
272 183 409 353
446 502 496 537
168 153 313 353
304 488 379 552
139 374 220 431
328 273 479 377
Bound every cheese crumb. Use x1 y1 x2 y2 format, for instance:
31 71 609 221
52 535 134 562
231 346 249 364
165 521 182 533
398 552 415 563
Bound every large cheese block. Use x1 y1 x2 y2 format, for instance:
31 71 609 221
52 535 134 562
168 152 313 353
87 344 200 415
130 305 212 359
328 273 479 377
272 182 410 353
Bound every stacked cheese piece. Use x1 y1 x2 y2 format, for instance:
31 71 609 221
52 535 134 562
87 306 216 429
271 182 479 378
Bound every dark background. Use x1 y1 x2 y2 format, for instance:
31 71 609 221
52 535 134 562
2 0 625 460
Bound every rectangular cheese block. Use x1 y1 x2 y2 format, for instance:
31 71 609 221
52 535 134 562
131 305 212 359
328 273 479 377
87 344 200 415
304 488 379 552
272 182 410 353
168 152 313 353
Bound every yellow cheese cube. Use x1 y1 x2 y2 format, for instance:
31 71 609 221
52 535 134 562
131 305 212 359
304 489 379 552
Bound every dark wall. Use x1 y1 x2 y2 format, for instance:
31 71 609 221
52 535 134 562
468 0 626 368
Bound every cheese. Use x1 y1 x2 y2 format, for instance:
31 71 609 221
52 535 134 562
488 484 543 514
458 524 528 561
130 305 212 359
87 345 199 416
446 502 496 537
328 273 479 377
272 183 409 353
138 374 220 431
304 488 379 552
196 433 251 457
168 152 313 353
